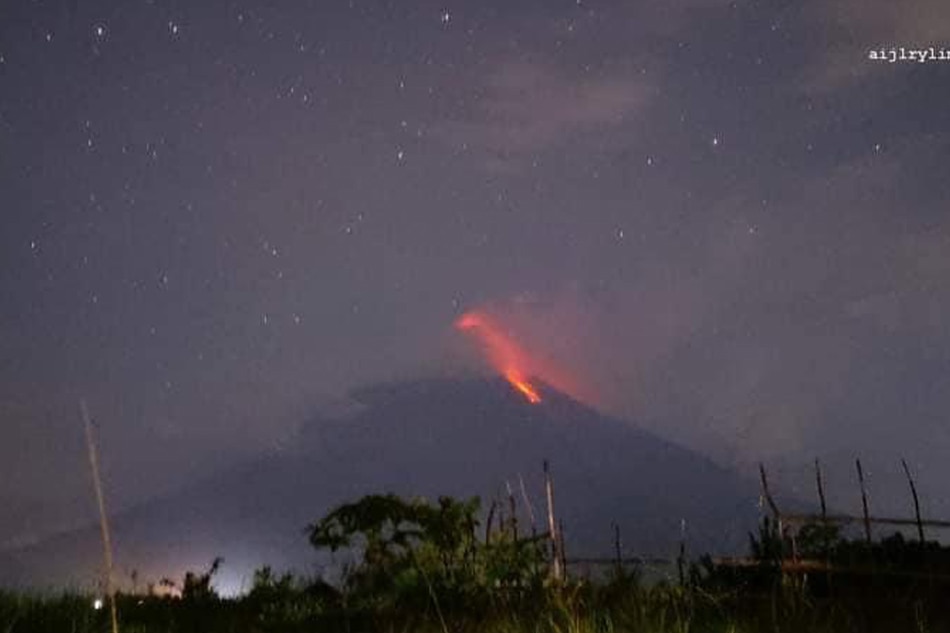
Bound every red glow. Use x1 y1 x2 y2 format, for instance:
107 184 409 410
455 310 543 404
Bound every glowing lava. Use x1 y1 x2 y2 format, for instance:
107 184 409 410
506 373 542 404
455 311 543 404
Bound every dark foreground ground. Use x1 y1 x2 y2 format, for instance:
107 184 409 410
4 567 950 633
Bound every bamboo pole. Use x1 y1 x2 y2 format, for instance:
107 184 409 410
517 474 537 537
710 557 950 580
779 512 950 529
543 460 562 581
567 556 671 565
901 458 925 543
855 459 872 543
81 400 119 633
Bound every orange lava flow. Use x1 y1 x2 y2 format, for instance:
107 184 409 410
505 372 542 404
455 311 543 404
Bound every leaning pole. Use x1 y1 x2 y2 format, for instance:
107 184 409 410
81 399 119 633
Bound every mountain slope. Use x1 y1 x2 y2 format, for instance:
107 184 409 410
3 377 760 591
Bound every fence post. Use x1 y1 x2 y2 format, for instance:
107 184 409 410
506 481 519 541
544 459 563 581
558 519 568 579
855 459 872 543
901 458 926 544
677 518 687 586
485 499 497 544
815 458 828 521
759 463 782 532
612 522 623 575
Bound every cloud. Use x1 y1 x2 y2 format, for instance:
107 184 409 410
434 60 649 168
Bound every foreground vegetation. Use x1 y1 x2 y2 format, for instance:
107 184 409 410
4 494 950 632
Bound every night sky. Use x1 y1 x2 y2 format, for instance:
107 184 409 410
3 0 950 549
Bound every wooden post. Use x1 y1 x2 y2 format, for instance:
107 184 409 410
813 458 827 567
855 459 872 543
81 400 119 633
543 460 562 581
677 518 687 586
759 463 779 515
467 512 477 567
901 459 925 544
485 499 497 544
558 519 568 578
759 463 782 533
497 491 506 540
759 463 787 568
814 458 827 521
506 481 518 540
612 522 622 575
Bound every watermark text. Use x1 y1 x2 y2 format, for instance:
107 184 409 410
868 46 950 63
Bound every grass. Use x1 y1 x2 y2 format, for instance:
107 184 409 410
2 568 947 633
6 496 950 632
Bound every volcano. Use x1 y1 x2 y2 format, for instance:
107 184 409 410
1 377 760 592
